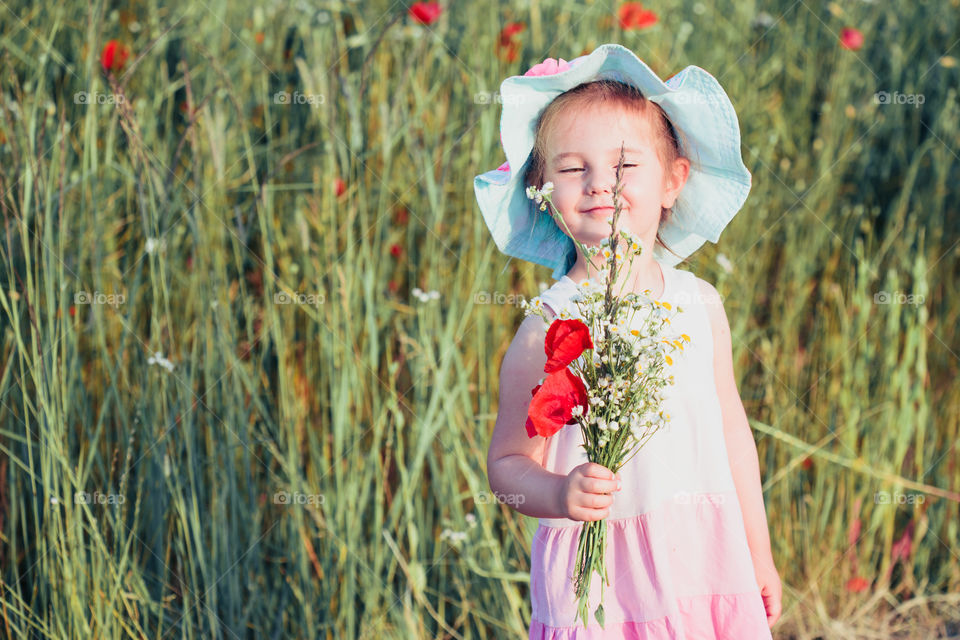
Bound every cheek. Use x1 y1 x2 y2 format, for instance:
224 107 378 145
551 182 577 202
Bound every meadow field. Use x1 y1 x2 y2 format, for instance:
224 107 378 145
0 0 958 638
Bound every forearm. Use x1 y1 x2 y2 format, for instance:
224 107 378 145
726 425 775 569
487 454 567 519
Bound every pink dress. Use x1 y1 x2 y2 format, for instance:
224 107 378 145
528 264 772 639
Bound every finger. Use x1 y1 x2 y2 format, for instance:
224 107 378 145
582 463 616 480
579 477 620 495
581 492 614 509
769 598 782 620
762 595 780 626
571 505 611 521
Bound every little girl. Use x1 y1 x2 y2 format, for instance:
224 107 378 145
475 45 782 638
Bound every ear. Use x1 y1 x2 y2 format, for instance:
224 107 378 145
661 157 690 209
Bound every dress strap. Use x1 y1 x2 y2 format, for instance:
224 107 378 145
535 278 576 321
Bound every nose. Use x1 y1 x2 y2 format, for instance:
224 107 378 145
586 169 614 195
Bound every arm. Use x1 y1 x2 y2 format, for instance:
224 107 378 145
486 315 569 519
699 278 782 627
486 314 620 521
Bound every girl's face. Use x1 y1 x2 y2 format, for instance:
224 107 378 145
541 102 688 252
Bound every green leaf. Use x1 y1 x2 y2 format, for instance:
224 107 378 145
594 603 605 628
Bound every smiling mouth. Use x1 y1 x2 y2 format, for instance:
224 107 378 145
582 207 615 214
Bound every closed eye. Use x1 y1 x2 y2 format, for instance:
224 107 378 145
560 164 637 173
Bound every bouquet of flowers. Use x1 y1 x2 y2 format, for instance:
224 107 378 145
520 146 690 629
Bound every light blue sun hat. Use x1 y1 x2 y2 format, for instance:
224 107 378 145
473 43 752 281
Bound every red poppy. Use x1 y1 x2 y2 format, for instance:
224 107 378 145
394 205 410 225
389 243 402 258
618 3 658 30
525 369 589 438
497 22 525 63
100 40 131 73
387 280 399 293
409 1 442 25
544 319 594 373
254 32 265 45
840 27 864 51
499 22 526 46
801 456 812 470
334 178 346 198
845 576 870 592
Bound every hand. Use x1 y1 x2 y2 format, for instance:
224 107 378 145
557 462 621 521
754 560 782 628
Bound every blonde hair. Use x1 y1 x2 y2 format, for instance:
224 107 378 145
523 79 693 260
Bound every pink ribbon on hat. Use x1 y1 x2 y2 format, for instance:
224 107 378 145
523 57 571 77
496 57 573 172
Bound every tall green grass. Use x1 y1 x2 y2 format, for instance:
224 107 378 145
0 0 957 638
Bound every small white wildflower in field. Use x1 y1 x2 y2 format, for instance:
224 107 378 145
148 351 175 372
465 513 477 528
751 11 776 28
145 237 166 254
716 253 733 274
440 528 468 544
50 497 58 505
412 288 440 303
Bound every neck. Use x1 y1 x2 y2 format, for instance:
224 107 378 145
565 251 665 298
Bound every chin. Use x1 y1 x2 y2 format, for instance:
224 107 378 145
569 231 611 247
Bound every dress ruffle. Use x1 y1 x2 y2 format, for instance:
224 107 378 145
528 592 771 639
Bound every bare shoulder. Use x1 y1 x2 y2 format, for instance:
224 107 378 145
503 314 548 365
